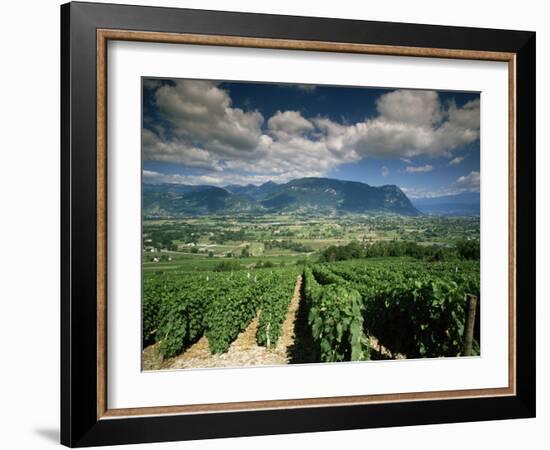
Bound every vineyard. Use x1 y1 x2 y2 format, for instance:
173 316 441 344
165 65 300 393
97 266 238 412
144 267 299 357
143 258 480 369
310 259 480 359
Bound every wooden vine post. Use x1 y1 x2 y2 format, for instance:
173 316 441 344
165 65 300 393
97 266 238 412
462 294 478 356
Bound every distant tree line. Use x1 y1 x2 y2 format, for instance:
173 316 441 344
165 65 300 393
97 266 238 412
213 229 248 244
212 259 287 272
213 260 243 272
145 225 204 250
263 239 313 253
319 239 480 263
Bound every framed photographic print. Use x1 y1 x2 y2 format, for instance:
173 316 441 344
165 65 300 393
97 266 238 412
61 1 536 447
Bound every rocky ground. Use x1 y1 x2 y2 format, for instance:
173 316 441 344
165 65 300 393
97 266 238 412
368 335 406 360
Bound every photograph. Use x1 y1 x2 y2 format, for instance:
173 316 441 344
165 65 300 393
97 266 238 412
141 78 481 371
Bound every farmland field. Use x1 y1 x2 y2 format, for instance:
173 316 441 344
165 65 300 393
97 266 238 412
142 214 480 370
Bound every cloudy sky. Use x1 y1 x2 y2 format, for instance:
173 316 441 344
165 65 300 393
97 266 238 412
142 78 480 198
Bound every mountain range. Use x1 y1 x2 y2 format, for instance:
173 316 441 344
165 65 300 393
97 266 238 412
143 177 420 217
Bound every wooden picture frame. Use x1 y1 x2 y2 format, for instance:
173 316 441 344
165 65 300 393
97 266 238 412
61 1 536 447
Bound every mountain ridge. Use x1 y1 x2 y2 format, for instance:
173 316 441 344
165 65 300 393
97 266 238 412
143 177 421 217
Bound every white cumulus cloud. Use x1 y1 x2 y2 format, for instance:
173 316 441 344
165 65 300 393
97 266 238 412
449 156 465 165
267 110 314 137
404 164 433 173
143 82 479 186
452 171 480 192
376 89 443 127
312 90 479 161
155 79 265 157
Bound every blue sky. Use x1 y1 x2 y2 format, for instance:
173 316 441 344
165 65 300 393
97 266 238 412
142 78 480 198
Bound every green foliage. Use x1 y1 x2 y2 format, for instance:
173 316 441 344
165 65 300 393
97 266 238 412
263 239 314 253
303 268 370 362
294 258 310 267
319 240 480 263
319 241 365 262
143 253 480 364
143 272 219 357
324 259 480 358
204 273 260 354
212 260 243 272
142 275 166 345
157 288 207 358
456 239 480 260
311 265 348 285
256 270 298 347
255 260 276 269
144 268 299 358
364 279 466 357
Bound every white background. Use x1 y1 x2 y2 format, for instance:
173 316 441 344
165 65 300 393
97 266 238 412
109 42 509 409
0 0 546 449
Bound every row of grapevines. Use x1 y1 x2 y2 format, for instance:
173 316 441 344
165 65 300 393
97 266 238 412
256 269 299 348
154 272 218 358
203 272 262 354
144 268 299 357
311 265 348 285
143 274 164 345
322 259 480 358
302 268 370 362
328 259 480 298
143 272 200 347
